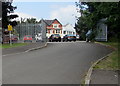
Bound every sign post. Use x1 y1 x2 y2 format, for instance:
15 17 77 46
8 25 13 46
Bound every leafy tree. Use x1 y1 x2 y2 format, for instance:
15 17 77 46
2 1 18 43
2 1 18 29
26 18 38 23
17 18 39 24
75 2 119 41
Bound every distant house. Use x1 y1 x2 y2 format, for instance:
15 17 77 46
62 24 76 38
43 19 63 38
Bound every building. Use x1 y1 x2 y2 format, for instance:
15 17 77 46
43 19 63 38
62 23 76 38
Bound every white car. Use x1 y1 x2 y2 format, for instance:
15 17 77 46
35 33 42 42
76 35 80 40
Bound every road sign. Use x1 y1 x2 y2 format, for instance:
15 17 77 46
8 25 13 31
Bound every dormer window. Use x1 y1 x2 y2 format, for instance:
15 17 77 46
53 24 59 28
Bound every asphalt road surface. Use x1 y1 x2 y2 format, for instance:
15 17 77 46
3 41 113 84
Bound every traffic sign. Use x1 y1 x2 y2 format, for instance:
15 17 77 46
8 25 13 31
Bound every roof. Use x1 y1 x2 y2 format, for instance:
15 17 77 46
43 19 62 26
63 23 76 32
44 20 54 26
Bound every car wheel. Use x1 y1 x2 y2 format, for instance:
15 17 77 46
65 39 67 42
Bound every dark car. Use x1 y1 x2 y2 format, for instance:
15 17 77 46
63 34 76 42
3 35 18 43
49 34 61 42
10 35 19 43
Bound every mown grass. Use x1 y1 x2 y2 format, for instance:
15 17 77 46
0 43 29 49
94 42 119 70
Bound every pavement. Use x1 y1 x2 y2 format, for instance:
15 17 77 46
2 42 47 56
90 69 119 85
87 43 120 86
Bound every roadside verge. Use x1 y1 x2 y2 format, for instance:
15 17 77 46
2 42 47 56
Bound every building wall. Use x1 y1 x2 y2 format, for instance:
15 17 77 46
40 19 47 42
62 24 76 38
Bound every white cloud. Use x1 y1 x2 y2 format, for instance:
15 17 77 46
13 0 78 2
50 5 81 26
9 12 40 21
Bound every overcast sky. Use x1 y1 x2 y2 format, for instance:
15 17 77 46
12 0 81 26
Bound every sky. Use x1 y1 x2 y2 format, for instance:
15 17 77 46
12 0 81 26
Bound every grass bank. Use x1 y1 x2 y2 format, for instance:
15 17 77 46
94 42 119 70
0 43 30 49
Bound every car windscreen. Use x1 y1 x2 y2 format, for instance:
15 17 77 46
26 36 32 37
53 34 60 37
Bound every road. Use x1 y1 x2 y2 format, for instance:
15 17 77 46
2 42 113 84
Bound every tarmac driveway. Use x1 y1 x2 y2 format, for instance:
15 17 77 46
2 41 113 84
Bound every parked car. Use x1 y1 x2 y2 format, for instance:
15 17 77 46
49 34 61 42
3 35 19 43
63 34 76 42
10 35 19 43
76 35 80 40
35 33 42 42
23 35 33 42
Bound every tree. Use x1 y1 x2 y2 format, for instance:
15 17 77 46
2 1 18 43
26 18 38 23
17 18 39 24
2 1 18 29
75 2 119 41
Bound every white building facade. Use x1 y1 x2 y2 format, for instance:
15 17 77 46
62 24 76 38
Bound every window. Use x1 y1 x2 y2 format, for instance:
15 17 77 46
70 31 72 34
53 30 55 33
47 30 50 33
56 30 60 33
50 30 53 34
53 24 59 28
73 32 75 35
63 31 66 34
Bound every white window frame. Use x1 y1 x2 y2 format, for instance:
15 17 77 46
53 24 59 28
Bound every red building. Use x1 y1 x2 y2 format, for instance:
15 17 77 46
43 19 63 38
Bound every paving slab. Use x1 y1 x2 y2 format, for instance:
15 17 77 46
90 69 119 85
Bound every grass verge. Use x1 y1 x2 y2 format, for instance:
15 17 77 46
94 42 119 70
0 43 30 49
